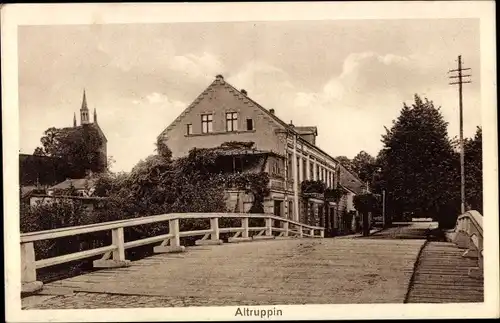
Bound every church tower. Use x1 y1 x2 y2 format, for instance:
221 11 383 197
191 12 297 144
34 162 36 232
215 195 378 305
80 89 90 125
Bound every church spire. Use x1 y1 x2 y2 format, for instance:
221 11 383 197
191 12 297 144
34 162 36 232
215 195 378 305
81 89 88 110
80 89 90 124
73 112 77 127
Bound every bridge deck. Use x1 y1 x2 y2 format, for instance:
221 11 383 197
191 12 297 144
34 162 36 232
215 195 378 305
407 241 484 303
23 238 425 309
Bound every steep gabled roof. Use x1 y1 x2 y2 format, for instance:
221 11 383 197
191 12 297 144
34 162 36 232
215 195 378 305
338 165 365 195
59 123 107 143
49 178 97 191
158 75 339 166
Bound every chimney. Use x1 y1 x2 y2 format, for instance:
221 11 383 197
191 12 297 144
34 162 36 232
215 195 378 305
215 74 224 81
289 120 294 127
269 108 275 114
241 89 247 96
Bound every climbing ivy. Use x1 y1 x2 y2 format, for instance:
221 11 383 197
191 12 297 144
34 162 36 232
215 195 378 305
324 187 347 203
223 172 270 213
301 180 326 194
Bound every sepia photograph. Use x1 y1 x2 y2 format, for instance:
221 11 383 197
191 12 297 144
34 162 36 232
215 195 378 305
2 2 498 321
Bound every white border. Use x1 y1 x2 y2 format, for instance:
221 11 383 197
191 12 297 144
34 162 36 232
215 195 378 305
2 2 498 321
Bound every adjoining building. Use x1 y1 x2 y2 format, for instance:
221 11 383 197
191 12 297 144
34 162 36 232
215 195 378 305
158 74 364 233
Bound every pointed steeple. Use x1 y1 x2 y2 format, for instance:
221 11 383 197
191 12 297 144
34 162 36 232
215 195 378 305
80 89 90 124
81 89 88 111
93 107 97 124
73 112 77 127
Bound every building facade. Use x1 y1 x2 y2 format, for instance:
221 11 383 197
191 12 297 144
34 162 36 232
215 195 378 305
158 75 364 231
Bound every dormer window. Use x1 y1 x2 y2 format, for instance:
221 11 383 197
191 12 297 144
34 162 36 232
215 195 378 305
226 112 238 132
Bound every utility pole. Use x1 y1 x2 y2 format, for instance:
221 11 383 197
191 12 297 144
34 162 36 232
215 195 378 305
449 55 471 214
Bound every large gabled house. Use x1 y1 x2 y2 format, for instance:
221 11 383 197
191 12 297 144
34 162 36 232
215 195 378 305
158 74 365 233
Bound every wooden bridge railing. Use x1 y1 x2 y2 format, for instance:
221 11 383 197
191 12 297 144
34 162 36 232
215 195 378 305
20 213 324 294
453 210 483 278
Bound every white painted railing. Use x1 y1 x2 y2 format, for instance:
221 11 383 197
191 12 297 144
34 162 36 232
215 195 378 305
20 213 324 293
453 210 483 278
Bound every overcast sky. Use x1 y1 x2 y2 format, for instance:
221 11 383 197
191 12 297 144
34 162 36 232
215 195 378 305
18 19 481 172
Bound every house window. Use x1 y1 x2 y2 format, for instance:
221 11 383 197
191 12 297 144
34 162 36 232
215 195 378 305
226 112 238 132
272 159 282 176
186 124 192 135
246 118 254 131
296 157 301 180
302 158 307 180
309 161 314 180
201 114 213 133
287 153 293 180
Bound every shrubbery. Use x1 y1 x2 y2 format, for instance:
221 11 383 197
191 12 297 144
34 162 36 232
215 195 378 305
20 142 272 278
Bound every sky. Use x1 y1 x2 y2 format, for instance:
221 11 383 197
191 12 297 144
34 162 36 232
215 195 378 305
18 19 481 172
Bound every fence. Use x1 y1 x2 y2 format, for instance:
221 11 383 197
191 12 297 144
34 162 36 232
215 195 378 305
20 212 324 294
453 210 483 278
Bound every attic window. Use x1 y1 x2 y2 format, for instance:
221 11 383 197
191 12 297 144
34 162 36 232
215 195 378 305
186 124 192 135
226 112 238 132
246 118 254 131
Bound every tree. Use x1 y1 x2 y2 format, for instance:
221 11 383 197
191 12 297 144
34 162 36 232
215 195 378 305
352 151 378 183
335 156 355 173
380 94 459 225
464 126 482 213
34 127 61 157
34 126 106 178
353 193 380 236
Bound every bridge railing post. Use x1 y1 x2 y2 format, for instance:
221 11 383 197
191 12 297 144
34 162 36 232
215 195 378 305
265 217 272 237
242 217 249 239
154 218 185 253
112 227 126 261
310 228 315 237
211 217 220 241
94 227 131 268
20 242 43 294
283 221 289 237
170 218 181 248
298 225 303 238
320 228 325 238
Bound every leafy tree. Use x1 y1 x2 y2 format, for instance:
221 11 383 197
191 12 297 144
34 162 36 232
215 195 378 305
354 193 381 236
352 151 378 183
335 156 355 173
464 126 482 213
379 94 459 225
34 125 106 178
34 127 61 157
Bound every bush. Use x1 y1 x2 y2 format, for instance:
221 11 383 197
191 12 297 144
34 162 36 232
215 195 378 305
353 193 380 214
20 141 275 281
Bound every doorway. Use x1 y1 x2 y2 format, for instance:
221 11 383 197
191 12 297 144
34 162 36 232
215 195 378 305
274 200 283 217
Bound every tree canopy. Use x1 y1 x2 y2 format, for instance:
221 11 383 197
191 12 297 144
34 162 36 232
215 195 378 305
378 94 459 224
34 125 107 178
352 151 378 183
464 126 482 213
